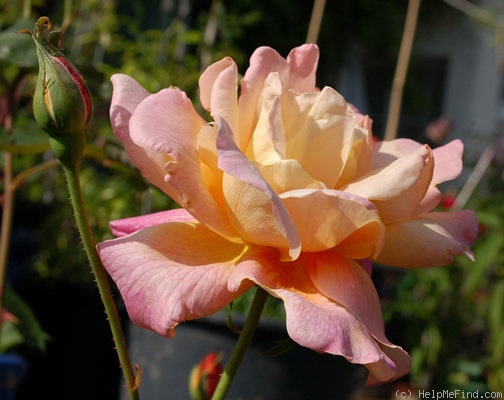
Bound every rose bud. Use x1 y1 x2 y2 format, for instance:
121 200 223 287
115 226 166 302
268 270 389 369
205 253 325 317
188 352 223 400
21 17 93 166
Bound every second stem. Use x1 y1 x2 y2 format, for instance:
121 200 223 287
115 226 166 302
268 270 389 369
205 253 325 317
211 287 268 400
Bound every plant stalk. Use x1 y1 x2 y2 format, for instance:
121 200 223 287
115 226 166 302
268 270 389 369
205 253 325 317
0 153 14 316
384 0 421 141
61 163 140 400
211 287 268 400
306 0 326 44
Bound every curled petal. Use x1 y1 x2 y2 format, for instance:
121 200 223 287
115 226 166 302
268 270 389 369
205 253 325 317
247 81 285 165
110 208 195 237
376 210 479 268
372 139 464 185
129 90 239 241
110 74 169 191
199 58 239 139
279 189 384 256
217 119 301 260
110 74 149 141
97 222 251 337
343 145 434 223
414 140 464 214
228 252 411 383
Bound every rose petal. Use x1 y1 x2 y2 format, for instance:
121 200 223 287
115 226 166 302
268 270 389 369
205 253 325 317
306 251 386 338
97 221 251 337
217 119 301 260
238 44 319 151
414 186 442 215
343 145 434 223
129 89 240 241
110 74 169 192
372 139 463 185
246 78 285 165
258 160 325 194
370 138 423 170
376 210 479 268
431 139 463 184
281 87 369 188
279 189 384 256
199 57 239 139
110 74 149 141
110 208 195 237
228 252 411 383
414 140 464 214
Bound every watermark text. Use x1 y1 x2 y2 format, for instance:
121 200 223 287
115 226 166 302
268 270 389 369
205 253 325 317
394 389 503 399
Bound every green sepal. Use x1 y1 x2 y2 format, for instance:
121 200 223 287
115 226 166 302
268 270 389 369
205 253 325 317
49 131 86 169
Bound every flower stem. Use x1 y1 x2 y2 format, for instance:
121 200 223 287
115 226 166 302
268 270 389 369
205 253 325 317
61 163 140 400
0 153 14 316
211 287 268 400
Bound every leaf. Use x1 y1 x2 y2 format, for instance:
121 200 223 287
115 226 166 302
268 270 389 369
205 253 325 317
263 337 296 357
0 321 24 353
3 287 50 352
0 18 38 67
489 281 504 363
462 234 504 295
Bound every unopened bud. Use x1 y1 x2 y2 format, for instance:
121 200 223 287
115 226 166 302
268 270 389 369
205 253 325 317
21 17 92 167
188 352 223 400
24 17 92 135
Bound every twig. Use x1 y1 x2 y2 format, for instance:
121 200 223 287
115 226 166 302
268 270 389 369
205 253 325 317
453 145 495 210
384 0 422 141
306 0 326 44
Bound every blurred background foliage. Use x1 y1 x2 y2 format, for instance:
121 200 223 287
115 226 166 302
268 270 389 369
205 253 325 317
0 0 503 398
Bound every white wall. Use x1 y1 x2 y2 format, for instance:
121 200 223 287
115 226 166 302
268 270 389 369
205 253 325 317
415 2 502 160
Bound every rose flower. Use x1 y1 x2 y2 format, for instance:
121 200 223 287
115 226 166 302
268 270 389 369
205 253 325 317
97 44 477 384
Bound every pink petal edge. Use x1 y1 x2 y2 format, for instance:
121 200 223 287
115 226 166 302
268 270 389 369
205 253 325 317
110 208 195 237
98 221 250 337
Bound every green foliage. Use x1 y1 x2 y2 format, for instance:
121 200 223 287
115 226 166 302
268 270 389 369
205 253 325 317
0 287 49 353
0 18 38 68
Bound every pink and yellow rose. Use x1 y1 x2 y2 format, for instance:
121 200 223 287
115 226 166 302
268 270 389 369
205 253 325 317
97 44 477 384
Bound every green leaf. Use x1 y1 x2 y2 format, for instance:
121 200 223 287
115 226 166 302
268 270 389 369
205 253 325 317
0 18 38 67
3 287 50 352
489 281 504 362
0 321 24 353
462 234 504 295
263 337 296 357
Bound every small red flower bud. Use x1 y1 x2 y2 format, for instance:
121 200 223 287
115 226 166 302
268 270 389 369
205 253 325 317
188 352 223 400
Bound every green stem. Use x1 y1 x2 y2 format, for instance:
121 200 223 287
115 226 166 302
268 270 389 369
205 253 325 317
211 287 268 400
61 163 140 400
22 0 31 18
0 153 14 315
